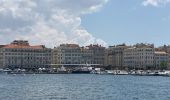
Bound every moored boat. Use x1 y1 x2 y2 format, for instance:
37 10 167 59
72 67 91 74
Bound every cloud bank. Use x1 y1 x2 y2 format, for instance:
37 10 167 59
0 0 108 47
143 0 170 7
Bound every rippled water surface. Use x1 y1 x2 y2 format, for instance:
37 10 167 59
0 74 170 100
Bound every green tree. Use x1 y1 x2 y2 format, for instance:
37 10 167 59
160 61 167 70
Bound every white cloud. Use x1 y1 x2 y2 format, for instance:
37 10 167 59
142 0 170 7
0 0 108 47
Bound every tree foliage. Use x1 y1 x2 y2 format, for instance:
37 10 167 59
160 61 167 70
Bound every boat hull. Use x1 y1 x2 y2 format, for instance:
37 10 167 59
72 71 91 74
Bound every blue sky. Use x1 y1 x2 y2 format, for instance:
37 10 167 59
0 0 170 47
82 0 170 47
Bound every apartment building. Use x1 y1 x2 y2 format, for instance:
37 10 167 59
0 40 51 69
158 45 170 53
52 44 105 67
87 44 105 66
52 44 93 66
124 43 154 69
106 44 130 69
154 51 168 69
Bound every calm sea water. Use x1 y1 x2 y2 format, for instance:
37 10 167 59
0 74 170 100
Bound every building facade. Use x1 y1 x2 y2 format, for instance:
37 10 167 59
154 51 168 69
124 43 155 69
2 40 170 70
52 44 93 66
0 40 51 69
87 44 105 66
106 44 129 69
52 44 105 67
158 45 170 54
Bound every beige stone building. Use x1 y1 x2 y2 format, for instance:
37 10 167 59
52 44 105 67
157 45 170 69
158 45 170 53
87 44 105 66
52 44 93 67
154 51 168 69
106 44 130 69
0 40 51 69
124 43 155 69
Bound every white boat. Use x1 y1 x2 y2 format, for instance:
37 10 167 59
57 66 69 74
115 70 129 75
0 69 4 74
156 70 170 76
3 68 12 72
0 68 12 74
106 70 115 74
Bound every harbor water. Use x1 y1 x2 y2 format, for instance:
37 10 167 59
0 74 170 100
